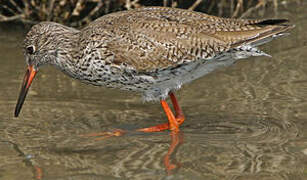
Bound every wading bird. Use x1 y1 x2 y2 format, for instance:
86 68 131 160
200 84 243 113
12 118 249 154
15 7 294 134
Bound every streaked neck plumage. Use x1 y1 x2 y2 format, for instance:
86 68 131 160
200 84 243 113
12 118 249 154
48 24 81 79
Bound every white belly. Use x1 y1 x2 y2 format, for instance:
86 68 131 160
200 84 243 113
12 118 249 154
142 45 269 101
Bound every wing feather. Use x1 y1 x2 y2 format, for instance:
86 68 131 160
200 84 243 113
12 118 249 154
82 7 294 72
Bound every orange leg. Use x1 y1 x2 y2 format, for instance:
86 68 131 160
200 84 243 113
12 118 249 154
82 92 185 139
169 92 184 124
138 92 185 133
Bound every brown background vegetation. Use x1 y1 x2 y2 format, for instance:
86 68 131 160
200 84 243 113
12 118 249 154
0 0 302 27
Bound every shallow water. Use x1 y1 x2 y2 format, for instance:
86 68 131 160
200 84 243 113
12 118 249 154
0 2 307 180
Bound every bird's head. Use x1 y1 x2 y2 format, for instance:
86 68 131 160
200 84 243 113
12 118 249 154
14 22 78 117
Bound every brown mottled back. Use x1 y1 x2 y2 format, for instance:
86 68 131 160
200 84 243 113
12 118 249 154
79 6 293 71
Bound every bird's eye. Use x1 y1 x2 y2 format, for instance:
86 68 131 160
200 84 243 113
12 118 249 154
26 45 35 55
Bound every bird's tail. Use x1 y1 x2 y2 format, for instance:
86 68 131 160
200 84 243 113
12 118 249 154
231 19 295 48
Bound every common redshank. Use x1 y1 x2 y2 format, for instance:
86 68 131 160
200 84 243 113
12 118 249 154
14 7 294 133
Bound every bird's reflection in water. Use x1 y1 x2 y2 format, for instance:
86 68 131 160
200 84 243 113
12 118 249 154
85 130 185 175
164 131 184 175
31 131 184 179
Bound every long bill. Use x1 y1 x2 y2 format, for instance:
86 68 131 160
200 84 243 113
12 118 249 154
14 65 37 117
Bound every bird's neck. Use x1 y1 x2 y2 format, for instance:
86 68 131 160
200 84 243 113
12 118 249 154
51 30 82 79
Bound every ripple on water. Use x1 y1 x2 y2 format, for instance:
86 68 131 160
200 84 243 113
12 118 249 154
176 113 301 180
184 113 298 144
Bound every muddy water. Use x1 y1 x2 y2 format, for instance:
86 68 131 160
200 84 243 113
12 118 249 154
1 2 307 180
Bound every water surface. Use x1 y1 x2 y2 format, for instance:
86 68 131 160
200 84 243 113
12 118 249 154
0 2 307 180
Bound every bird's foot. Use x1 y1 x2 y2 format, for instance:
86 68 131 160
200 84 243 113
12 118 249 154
80 129 125 141
137 116 183 133
136 95 185 133
137 122 170 132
